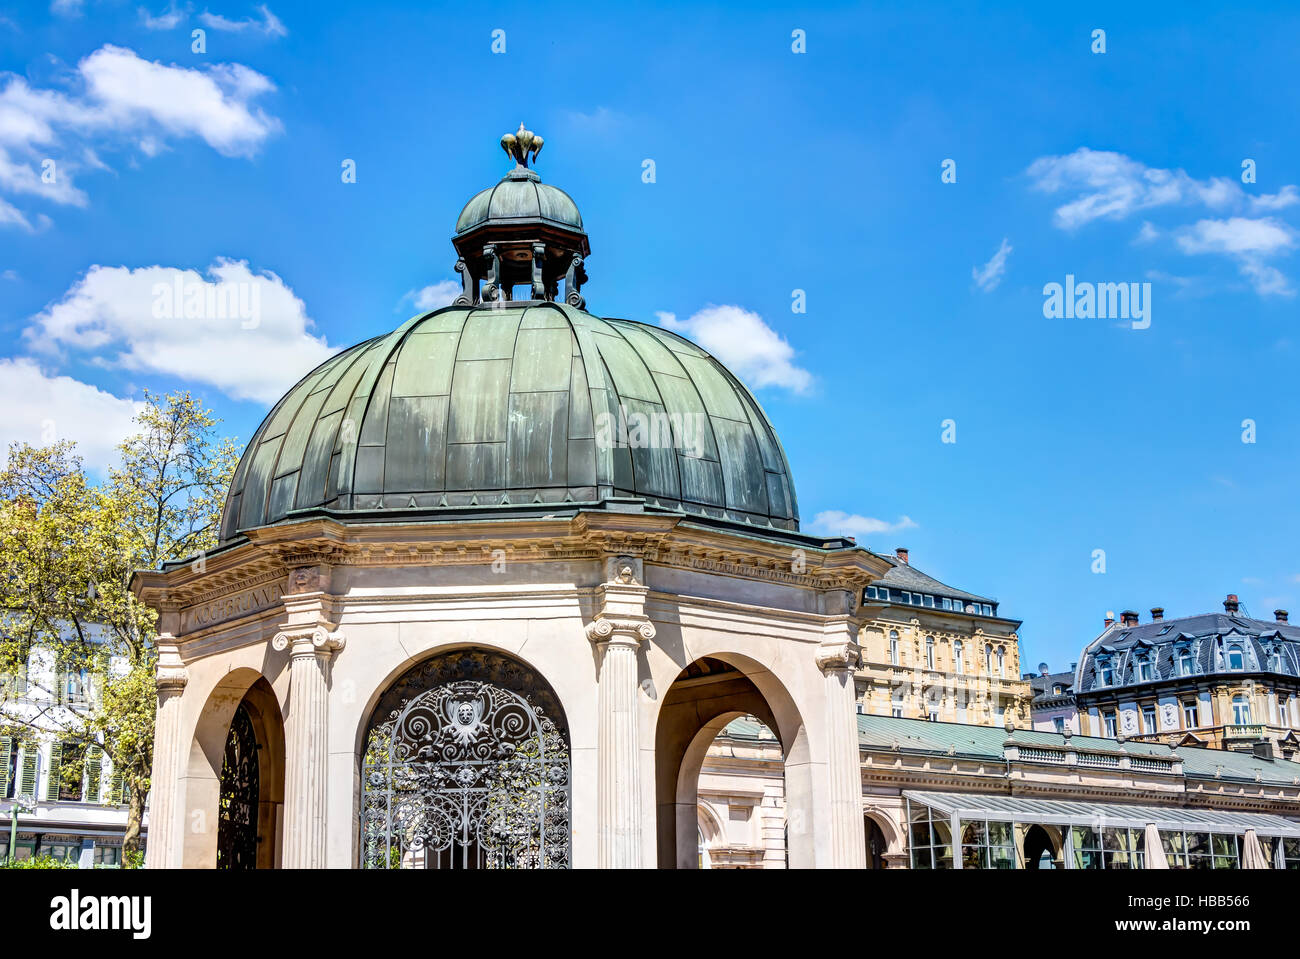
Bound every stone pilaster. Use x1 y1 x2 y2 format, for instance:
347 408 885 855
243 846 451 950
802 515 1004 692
146 640 187 869
817 627 868 868
585 557 654 868
272 625 344 868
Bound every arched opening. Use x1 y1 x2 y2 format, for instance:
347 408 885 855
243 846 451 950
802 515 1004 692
358 648 571 869
695 715 784 869
184 673 285 868
865 816 888 869
655 655 812 868
1022 823 1060 870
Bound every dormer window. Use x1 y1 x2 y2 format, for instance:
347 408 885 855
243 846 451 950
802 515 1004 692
1178 647 1194 676
1136 652 1154 682
1227 644 1244 671
1097 658 1114 686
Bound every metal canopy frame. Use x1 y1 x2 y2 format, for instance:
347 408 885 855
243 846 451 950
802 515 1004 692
903 790 1300 837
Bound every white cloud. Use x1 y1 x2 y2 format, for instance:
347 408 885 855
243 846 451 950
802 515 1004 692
807 510 918 539
407 280 460 311
1175 217 1295 295
51 0 84 17
0 357 145 471
655 305 812 393
972 237 1012 291
25 259 335 404
139 3 188 30
1027 148 1299 230
199 4 286 37
0 45 278 224
0 195 33 230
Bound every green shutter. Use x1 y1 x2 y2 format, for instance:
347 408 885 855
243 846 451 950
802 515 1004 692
45 742 62 801
109 768 124 805
0 737 10 796
18 741 37 796
85 748 102 803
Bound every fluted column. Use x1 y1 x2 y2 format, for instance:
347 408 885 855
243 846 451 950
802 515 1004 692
146 642 187 869
817 635 867 868
273 625 344 868
585 559 655 868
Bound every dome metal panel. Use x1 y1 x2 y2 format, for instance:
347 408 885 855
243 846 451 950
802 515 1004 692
219 304 800 541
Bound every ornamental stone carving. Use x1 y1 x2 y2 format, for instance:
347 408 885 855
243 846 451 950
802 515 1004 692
585 618 656 643
272 625 346 656
816 639 862 673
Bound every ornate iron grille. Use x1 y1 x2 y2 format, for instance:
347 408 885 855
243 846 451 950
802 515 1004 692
361 651 571 869
216 703 259 869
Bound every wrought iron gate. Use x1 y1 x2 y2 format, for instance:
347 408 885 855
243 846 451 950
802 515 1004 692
360 652 571 869
216 703 259 869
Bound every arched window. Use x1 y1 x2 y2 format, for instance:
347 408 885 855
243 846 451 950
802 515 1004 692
985 645 993 675
925 636 935 670
1137 652 1153 682
1280 696 1291 726
889 630 899 666
1098 658 1113 686
1227 644 1244 671
954 641 964 674
996 647 1005 677
1178 648 1193 676
1232 694 1252 725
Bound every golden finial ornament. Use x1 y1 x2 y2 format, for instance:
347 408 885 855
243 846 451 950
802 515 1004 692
500 122 544 169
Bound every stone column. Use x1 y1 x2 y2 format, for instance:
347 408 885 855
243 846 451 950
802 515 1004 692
585 558 654 868
272 625 344 869
817 633 867 868
146 640 187 869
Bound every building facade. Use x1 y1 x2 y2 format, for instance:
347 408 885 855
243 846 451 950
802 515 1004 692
0 630 141 866
1075 597 1300 756
1026 662 1080 734
857 548 1031 728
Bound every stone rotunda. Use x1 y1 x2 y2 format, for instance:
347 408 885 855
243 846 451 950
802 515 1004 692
133 126 886 869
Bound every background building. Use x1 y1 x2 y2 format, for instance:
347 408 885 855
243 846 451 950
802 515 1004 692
1026 662 1079 734
857 548 1031 727
1075 596 1300 756
0 626 141 866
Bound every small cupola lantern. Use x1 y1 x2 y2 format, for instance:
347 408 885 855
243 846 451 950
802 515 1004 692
451 124 591 308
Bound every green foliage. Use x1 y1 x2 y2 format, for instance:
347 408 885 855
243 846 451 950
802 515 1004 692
0 392 238 855
1 855 74 869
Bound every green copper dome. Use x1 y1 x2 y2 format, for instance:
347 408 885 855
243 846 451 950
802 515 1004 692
219 303 799 542
455 175 583 235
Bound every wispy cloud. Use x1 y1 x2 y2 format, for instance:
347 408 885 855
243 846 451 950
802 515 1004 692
807 510 918 539
1027 148 1298 230
655 305 812 394
139 2 188 30
1175 217 1296 295
198 4 286 37
402 279 460 312
972 237 1012 292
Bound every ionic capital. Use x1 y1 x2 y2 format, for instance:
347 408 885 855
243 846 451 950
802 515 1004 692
585 616 656 646
155 643 189 692
273 624 346 659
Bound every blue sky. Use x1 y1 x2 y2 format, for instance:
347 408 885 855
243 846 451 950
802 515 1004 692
2 1 1300 670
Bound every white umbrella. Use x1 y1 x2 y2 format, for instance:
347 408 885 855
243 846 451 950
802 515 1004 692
1144 823 1169 869
1241 829 1269 869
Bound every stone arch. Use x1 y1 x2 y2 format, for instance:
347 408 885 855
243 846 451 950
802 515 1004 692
863 807 902 869
655 652 811 868
181 670 285 868
355 646 572 869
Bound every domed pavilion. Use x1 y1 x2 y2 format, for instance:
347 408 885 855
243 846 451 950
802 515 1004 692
133 127 885 869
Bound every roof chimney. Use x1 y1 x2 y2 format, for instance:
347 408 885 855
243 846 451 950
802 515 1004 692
1276 609 1289 623
1120 610 1139 627
1224 594 1240 614
1150 607 1164 621
1103 611 1115 629
895 547 909 565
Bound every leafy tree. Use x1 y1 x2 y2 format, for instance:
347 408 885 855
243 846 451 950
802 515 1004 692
0 392 237 857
